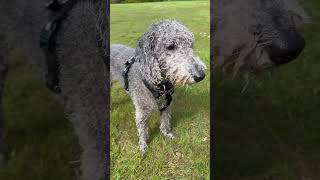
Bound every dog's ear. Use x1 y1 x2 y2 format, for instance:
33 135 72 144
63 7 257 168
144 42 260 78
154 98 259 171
135 31 163 85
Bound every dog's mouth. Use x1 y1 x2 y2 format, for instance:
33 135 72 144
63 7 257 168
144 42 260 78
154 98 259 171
162 55 206 85
213 30 305 73
213 46 277 73
166 70 205 85
253 48 275 71
167 74 194 85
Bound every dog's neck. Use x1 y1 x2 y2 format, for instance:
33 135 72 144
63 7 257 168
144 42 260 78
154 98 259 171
129 56 174 111
141 77 174 111
141 78 174 98
136 58 174 98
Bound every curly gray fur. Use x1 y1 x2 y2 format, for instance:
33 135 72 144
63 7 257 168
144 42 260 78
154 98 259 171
111 20 206 153
212 0 309 73
0 0 109 179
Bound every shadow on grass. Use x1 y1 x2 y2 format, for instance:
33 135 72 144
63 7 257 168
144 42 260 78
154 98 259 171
214 69 320 179
0 56 80 180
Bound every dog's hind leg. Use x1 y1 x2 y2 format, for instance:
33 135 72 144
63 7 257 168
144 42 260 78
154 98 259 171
0 36 9 167
159 104 175 139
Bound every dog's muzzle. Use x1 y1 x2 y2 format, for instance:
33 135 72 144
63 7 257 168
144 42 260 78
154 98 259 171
193 70 205 82
192 63 206 82
268 29 305 65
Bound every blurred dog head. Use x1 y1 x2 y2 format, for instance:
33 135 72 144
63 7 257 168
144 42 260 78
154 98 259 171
212 0 309 73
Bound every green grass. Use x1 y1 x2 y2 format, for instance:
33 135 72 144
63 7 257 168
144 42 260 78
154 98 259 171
111 0 205 4
0 55 80 179
214 1 320 179
110 1 210 179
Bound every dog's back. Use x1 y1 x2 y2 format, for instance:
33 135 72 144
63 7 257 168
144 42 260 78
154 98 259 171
110 44 135 87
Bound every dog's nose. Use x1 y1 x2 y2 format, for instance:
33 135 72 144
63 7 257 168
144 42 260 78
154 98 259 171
193 71 205 82
269 29 305 65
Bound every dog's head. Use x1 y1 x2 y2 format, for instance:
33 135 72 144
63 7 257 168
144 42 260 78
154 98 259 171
212 0 309 73
135 20 206 85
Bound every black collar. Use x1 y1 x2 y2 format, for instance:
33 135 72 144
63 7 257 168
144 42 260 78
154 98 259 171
122 57 174 111
142 79 174 98
122 57 135 91
142 78 174 111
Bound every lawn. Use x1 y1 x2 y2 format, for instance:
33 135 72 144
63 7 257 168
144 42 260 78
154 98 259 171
110 1 210 179
213 0 320 179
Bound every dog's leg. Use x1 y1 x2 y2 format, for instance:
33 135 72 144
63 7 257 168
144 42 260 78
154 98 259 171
60 62 109 180
55 3 110 178
135 109 151 153
62 83 109 180
0 39 9 167
133 98 152 153
159 104 175 139
74 120 106 180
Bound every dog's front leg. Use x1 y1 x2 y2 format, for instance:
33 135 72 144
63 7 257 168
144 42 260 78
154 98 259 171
134 104 152 153
135 108 151 153
159 104 175 139
64 97 108 180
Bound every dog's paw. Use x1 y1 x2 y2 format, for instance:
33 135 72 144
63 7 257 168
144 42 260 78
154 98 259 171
139 142 148 154
166 132 176 139
163 132 176 139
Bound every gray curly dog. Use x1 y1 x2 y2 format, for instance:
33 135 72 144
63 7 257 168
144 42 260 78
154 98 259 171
111 20 206 153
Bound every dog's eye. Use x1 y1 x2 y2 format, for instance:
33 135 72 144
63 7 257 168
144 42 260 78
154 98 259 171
167 44 175 50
